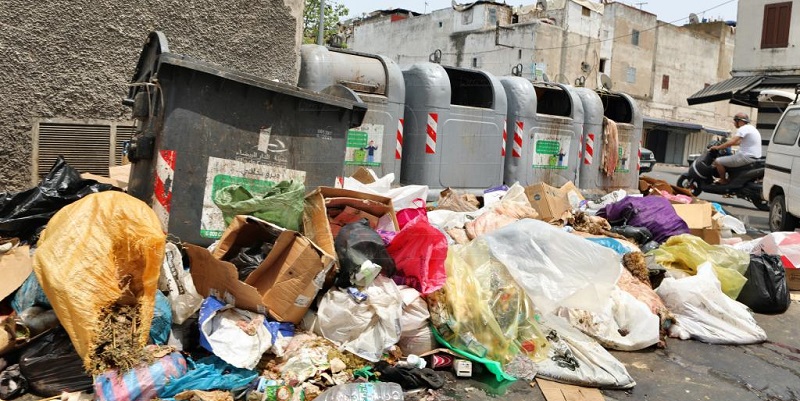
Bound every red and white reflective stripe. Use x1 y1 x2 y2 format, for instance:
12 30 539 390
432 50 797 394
584 133 594 165
501 119 507 156
637 140 642 171
395 118 404 159
153 150 176 232
512 121 523 158
426 113 438 154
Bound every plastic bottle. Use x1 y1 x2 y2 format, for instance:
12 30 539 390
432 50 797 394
314 382 404 401
396 354 426 369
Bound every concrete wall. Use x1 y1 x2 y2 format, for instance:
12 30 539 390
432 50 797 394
733 0 800 75
0 0 303 191
604 3 656 100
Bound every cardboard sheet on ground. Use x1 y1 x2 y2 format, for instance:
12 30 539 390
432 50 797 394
0 245 32 301
536 378 605 401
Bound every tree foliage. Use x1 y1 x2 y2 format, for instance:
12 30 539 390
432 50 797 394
303 0 349 45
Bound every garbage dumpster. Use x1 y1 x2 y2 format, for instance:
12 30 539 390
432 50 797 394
575 88 642 196
298 45 405 183
500 77 584 187
401 63 507 198
123 32 367 245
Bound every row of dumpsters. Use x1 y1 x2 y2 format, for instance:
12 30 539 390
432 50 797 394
123 32 642 245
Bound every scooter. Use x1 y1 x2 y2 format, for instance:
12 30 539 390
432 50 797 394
676 141 768 211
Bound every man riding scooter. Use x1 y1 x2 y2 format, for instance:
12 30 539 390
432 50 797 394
710 112 762 185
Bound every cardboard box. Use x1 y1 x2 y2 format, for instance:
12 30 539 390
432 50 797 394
785 267 800 291
187 216 334 324
0 245 32 301
524 181 584 221
673 201 721 244
303 187 399 269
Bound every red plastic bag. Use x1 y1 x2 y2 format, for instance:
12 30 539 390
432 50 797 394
396 199 427 230
387 216 447 295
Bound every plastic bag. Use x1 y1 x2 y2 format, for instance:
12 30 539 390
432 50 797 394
386 216 447 295
651 234 749 299
752 231 800 269
160 356 258 398
535 315 636 389
159 242 203 324
18 328 93 397
315 382 403 401
464 183 538 240
317 276 403 362
430 237 550 367
32 191 165 371
396 198 428 229
340 173 429 210
397 286 435 356
557 286 660 351
11 272 51 314
0 157 114 242
150 290 172 345
94 350 188 401
334 219 397 288
736 254 790 314
656 263 767 344
482 219 622 315
198 297 272 370
597 195 689 243
213 180 305 231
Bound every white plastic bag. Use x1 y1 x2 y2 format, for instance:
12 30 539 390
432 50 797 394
721 215 747 235
341 173 429 210
557 286 660 351
752 232 800 268
200 305 272 369
483 219 622 315
656 263 767 345
318 276 404 362
535 315 636 389
397 286 435 356
158 243 203 324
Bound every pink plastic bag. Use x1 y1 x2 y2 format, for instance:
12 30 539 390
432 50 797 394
387 215 447 295
396 199 428 229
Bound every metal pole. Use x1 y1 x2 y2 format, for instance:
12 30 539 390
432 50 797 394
317 0 325 45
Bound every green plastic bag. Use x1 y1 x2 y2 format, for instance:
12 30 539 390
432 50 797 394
650 234 749 299
213 180 305 231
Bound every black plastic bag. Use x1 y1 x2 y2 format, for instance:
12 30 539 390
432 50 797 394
0 364 28 399
736 254 790 314
333 219 396 288
609 225 653 245
228 242 273 281
18 328 93 397
0 157 114 242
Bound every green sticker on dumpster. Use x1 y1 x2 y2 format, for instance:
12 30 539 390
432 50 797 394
347 130 369 148
345 124 384 166
535 140 560 155
532 133 570 170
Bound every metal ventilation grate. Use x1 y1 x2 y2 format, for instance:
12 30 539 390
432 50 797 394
33 120 136 181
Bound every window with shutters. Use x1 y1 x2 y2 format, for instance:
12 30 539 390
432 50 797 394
631 30 640 46
761 2 792 49
662 75 670 90
31 119 136 183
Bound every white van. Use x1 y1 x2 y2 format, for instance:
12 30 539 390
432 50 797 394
763 104 800 231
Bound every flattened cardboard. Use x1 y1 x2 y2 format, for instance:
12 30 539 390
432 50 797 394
672 202 713 229
785 267 800 291
0 245 32 301
525 181 583 221
80 173 121 188
189 216 334 323
303 187 399 267
535 378 605 401
109 164 131 190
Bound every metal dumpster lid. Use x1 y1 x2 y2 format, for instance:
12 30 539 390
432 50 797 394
124 31 367 112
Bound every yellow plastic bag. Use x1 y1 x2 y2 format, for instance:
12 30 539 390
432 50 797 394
33 192 165 372
432 240 549 366
650 234 748 299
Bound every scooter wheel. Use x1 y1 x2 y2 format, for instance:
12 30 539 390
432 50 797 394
677 175 702 196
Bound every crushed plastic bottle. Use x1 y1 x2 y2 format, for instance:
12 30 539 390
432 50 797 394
314 382 403 401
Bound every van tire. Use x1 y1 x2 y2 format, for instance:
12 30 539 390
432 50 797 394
769 194 798 232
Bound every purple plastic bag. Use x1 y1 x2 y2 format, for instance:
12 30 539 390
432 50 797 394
597 196 689 243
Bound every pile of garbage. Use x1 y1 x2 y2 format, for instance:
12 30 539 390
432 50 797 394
0 160 795 401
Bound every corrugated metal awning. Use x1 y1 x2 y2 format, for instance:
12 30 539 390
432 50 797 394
644 117 703 131
686 76 764 105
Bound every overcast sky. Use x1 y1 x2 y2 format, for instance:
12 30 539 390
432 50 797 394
339 0 739 25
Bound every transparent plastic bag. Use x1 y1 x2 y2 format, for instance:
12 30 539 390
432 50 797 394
650 234 749 299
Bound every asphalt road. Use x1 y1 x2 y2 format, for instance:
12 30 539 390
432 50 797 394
642 164 771 235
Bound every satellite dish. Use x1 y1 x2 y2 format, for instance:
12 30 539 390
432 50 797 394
600 73 613 90
581 61 591 73
689 13 700 24
542 72 550 82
